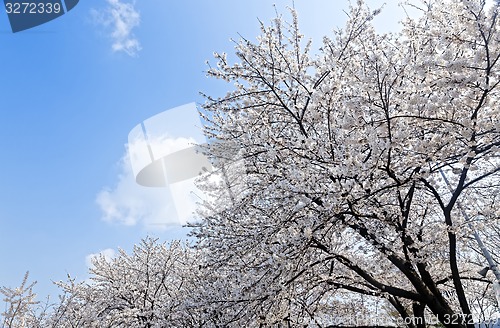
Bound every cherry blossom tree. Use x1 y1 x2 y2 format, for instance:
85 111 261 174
51 238 205 327
0 272 51 328
194 0 500 327
0 238 206 328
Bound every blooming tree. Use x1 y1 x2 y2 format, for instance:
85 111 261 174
194 0 500 327
0 272 50 328
55 238 205 327
0 238 205 328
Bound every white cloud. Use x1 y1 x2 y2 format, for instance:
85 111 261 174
98 104 214 231
92 0 141 56
85 248 116 269
96 138 204 231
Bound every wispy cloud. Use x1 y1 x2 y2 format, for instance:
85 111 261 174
92 0 141 56
96 139 202 231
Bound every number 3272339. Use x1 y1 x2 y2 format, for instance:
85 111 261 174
5 2 62 14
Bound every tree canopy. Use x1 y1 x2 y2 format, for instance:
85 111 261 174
195 0 500 326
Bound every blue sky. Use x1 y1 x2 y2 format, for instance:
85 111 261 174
0 0 405 301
